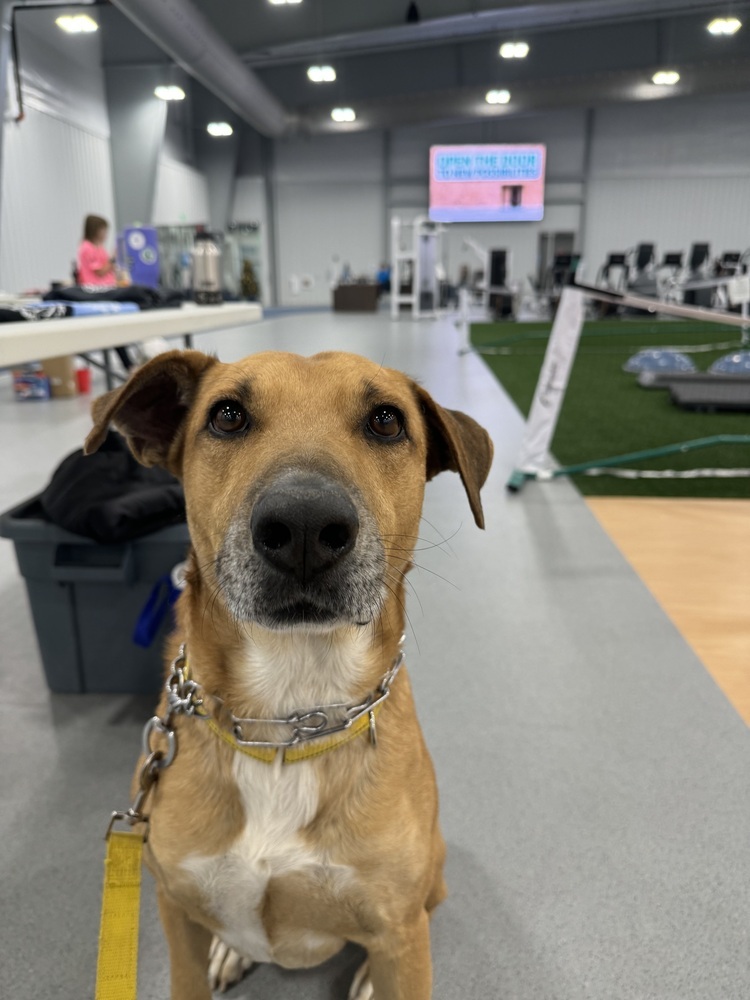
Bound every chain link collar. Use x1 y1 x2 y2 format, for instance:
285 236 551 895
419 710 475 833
107 637 405 838
159 636 406 752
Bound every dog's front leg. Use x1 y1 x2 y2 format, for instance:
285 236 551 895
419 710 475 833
364 908 433 1000
157 887 213 1000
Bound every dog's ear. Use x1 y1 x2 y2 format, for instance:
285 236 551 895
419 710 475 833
415 387 494 529
84 350 217 475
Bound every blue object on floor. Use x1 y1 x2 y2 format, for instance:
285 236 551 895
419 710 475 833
708 350 750 375
623 349 697 374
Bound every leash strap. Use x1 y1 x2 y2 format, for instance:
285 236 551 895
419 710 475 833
95 830 144 1000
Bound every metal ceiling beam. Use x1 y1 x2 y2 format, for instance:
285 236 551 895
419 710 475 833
244 0 731 66
110 0 290 136
296 56 750 133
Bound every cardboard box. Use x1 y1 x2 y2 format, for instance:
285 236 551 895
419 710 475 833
42 355 77 398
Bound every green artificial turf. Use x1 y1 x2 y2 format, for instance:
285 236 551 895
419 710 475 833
470 319 750 497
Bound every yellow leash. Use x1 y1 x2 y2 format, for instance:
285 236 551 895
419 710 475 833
95 830 144 1000
95 750 161 1000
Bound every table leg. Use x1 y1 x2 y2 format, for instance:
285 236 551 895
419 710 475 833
78 353 125 388
103 349 115 390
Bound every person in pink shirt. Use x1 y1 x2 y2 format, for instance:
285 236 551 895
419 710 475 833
76 214 134 369
76 214 116 286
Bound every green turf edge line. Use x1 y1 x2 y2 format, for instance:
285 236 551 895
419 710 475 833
507 436 750 490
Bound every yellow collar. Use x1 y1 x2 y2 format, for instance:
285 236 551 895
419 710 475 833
171 642 405 765
202 707 383 764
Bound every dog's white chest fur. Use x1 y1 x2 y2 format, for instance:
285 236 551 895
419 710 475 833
182 753 324 962
180 630 371 963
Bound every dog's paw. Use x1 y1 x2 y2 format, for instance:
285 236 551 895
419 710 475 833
207 936 254 993
348 959 374 1000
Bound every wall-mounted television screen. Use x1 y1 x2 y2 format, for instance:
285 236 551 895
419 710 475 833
429 144 546 223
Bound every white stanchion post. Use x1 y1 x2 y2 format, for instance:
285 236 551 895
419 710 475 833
507 286 586 490
456 286 471 354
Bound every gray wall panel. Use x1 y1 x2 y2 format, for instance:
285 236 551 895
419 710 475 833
152 158 209 226
584 92 750 270
0 110 115 292
0 13 115 292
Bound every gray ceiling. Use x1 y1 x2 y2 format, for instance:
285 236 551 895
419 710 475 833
17 0 750 133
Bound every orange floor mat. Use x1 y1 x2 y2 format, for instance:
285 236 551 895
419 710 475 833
587 497 750 724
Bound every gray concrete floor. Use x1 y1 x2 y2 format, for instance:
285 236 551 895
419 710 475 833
1 311 748 999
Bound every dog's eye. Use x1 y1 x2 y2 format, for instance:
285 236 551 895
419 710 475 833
367 405 404 440
209 400 249 436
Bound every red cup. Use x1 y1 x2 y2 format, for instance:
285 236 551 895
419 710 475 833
76 367 92 393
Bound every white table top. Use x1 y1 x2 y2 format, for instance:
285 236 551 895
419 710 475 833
0 301 263 368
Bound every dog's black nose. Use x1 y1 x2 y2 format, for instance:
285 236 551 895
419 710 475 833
251 474 359 585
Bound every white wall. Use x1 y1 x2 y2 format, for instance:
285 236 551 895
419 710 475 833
152 158 209 227
272 131 385 307
231 175 273 307
0 16 115 293
583 92 750 270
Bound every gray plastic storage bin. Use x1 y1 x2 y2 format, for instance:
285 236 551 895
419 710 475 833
0 496 190 694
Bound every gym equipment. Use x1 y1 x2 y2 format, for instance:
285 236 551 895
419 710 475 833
624 243 658 306
670 377 750 412
683 242 713 307
655 252 684 300
488 249 513 318
460 237 514 317
632 243 656 275
545 253 580 298
718 251 742 271
709 351 750 374
390 216 444 319
623 349 696 374
688 243 711 271
662 252 684 268
596 252 628 292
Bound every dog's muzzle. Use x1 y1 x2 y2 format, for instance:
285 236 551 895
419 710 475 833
216 471 386 629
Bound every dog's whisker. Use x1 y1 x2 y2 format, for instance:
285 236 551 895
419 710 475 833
381 576 420 654
408 560 459 591
419 514 460 551
380 530 459 555
385 564 424 618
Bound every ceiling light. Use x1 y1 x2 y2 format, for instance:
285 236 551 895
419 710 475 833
485 89 511 105
499 41 529 59
154 85 186 101
707 16 742 35
269 0 303 5
652 70 680 86
55 14 98 33
207 122 233 136
331 107 356 122
307 65 336 83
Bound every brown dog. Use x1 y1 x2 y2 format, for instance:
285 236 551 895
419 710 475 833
86 349 493 999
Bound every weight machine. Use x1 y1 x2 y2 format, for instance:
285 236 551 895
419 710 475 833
461 237 514 318
390 216 444 319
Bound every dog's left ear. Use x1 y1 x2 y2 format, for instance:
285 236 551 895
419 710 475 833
84 350 218 475
415 387 494 529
